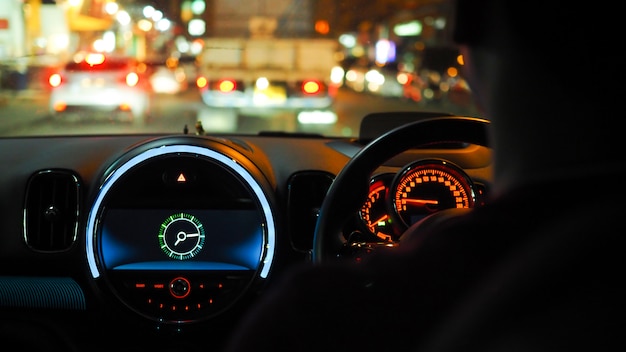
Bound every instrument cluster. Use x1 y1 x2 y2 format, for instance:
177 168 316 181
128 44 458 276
359 158 486 241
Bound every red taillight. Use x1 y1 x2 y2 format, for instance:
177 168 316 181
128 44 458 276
218 79 236 93
49 73 62 88
302 80 321 94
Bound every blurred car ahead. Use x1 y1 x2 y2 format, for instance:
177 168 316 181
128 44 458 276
344 60 404 98
48 52 151 125
173 54 199 85
149 63 188 95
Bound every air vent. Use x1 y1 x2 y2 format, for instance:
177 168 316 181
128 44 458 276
287 171 334 252
24 170 81 252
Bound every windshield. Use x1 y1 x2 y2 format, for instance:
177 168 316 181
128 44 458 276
0 0 482 137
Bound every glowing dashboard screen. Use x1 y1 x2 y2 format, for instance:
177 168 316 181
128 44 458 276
99 208 264 271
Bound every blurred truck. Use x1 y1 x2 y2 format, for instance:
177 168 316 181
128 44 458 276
194 0 342 132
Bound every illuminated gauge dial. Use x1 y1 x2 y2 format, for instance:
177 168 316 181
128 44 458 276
359 174 395 241
392 159 475 228
158 212 206 260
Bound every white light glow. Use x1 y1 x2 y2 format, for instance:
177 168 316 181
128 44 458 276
297 110 338 124
142 5 155 18
105 2 119 15
330 66 345 84
255 77 269 90
151 10 163 22
116 11 131 26
191 0 206 15
365 69 385 85
375 39 395 65
100 31 116 52
188 19 206 36
156 19 171 31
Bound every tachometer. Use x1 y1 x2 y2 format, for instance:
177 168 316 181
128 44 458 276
359 174 395 241
391 159 475 228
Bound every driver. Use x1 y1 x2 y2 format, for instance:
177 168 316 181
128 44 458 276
221 1 624 351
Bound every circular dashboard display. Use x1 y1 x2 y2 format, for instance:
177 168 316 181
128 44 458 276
85 142 277 325
392 159 475 228
158 212 206 260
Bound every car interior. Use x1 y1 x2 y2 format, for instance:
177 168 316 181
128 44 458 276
7 0 620 351
0 112 492 351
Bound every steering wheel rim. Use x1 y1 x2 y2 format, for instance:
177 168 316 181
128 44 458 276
311 115 491 263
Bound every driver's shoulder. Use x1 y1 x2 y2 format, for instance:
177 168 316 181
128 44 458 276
413 177 626 351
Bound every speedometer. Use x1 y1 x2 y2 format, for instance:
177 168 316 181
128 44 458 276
391 159 476 228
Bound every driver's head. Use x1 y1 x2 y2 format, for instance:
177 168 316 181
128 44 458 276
452 0 624 193
453 0 620 114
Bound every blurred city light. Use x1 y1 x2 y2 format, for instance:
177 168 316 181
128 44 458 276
105 2 119 15
393 21 422 36
330 66 345 85
151 10 163 22
116 11 131 26
137 19 152 31
190 0 206 15
297 110 337 125
142 5 155 19
339 34 356 48
375 39 395 65
188 18 206 36
155 19 171 31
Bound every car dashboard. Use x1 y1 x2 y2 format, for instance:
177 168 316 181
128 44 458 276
0 114 492 351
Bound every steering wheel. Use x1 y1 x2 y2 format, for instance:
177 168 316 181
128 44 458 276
312 115 491 263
